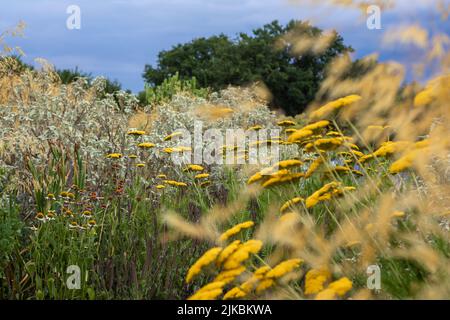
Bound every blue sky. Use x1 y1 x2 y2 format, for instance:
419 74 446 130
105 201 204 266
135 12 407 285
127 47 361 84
1 0 448 92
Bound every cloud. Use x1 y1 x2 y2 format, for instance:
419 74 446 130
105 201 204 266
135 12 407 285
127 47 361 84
1 0 447 92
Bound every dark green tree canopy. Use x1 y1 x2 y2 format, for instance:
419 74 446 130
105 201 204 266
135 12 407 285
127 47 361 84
143 20 353 115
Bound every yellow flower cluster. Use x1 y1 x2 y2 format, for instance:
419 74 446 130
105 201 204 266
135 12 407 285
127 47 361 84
304 268 332 295
309 95 361 119
315 277 353 300
186 247 223 283
219 221 255 241
280 197 304 213
305 182 354 208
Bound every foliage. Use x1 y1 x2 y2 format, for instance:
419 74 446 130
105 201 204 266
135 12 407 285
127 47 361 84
143 20 352 115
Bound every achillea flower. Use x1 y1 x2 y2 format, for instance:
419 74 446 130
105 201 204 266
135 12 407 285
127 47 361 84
219 221 255 241
128 154 138 159
223 287 247 300
188 282 225 300
127 130 145 136
287 129 313 143
222 240 263 270
247 172 263 185
186 247 223 283
305 137 344 152
265 259 303 279
156 185 166 189
157 174 167 179
240 266 272 293
360 141 412 163
277 120 296 127
136 163 145 168
285 128 297 134
305 182 340 208
164 180 188 187
194 173 210 179
304 268 332 295
164 132 183 141
137 142 155 149
262 172 304 188
200 181 211 187
214 266 246 283
106 153 122 159
389 147 429 174
188 288 223 300
326 131 342 137
280 197 304 213
217 240 241 266
273 159 303 169
310 95 361 119
315 288 336 300
305 158 323 178
255 278 275 294
328 277 352 296
248 125 263 131
392 210 406 218
302 120 331 132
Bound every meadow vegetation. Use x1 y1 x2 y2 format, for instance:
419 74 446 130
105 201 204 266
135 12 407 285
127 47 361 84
0 9 449 300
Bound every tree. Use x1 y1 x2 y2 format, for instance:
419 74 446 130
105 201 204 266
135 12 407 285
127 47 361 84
143 20 352 115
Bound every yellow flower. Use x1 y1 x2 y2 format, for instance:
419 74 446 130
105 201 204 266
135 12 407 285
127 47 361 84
106 153 122 159
195 173 210 179
222 240 263 270
285 128 297 134
310 95 361 119
188 281 224 300
186 247 223 283
240 266 271 293
216 240 241 266
265 259 303 279
315 288 336 300
392 210 405 218
164 132 183 141
360 141 412 163
247 172 264 184
248 125 263 131
277 120 296 127
223 287 247 300
127 130 145 136
137 142 155 149
305 158 323 178
128 154 138 159
304 268 332 295
214 266 246 283
219 221 255 241
262 172 304 188
302 120 331 132
88 219 97 227
188 288 223 300
157 174 167 179
280 197 304 213
200 181 211 187
156 185 166 189
255 279 275 294
305 182 340 208
287 129 314 143
164 180 187 187
326 131 342 137
328 277 352 296
273 159 303 169
305 137 344 152
136 163 145 168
